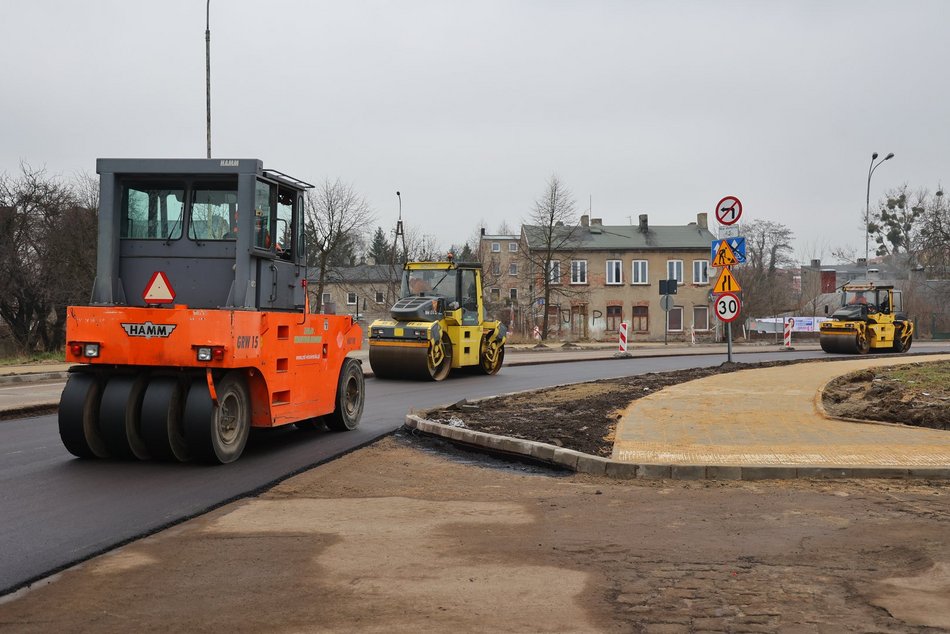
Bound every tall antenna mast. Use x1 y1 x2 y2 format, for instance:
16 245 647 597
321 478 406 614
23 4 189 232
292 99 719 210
395 191 408 263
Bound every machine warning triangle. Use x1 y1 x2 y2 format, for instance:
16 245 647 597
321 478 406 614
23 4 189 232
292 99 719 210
711 240 739 267
143 271 176 303
713 267 742 294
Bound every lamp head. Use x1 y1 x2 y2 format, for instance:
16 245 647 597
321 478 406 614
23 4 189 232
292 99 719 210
872 152 879 160
884 153 894 160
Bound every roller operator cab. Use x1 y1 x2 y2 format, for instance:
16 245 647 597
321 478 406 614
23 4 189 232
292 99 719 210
819 282 914 354
59 159 365 464
368 260 507 380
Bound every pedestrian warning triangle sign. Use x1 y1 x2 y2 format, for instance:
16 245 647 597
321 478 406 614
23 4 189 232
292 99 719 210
143 271 176 303
711 240 739 267
713 267 742 294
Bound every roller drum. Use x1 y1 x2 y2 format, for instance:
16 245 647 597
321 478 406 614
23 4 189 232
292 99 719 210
369 345 436 380
820 333 859 354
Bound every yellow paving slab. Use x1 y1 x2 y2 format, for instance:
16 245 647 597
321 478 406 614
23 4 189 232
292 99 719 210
613 354 950 467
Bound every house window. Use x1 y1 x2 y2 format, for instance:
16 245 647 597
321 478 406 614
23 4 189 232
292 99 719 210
490 288 500 300
509 262 518 275
693 260 709 285
508 242 518 252
693 305 709 331
375 291 384 304
510 288 518 301
667 260 684 284
491 242 500 252
631 260 648 284
321 292 332 306
492 261 501 276
606 305 623 332
570 260 587 284
547 261 561 284
606 260 623 285
667 305 683 331
632 305 649 332
346 292 357 305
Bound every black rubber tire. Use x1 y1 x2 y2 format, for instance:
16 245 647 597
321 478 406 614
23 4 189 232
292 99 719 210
58 373 109 459
185 372 250 464
892 326 913 353
478 344 505 375
99 374 151 460
429 337 452 382
855 331 870 355
141 377 190 462
326 359 365 431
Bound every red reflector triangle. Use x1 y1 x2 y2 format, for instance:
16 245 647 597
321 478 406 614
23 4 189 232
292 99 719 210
143 271 176 303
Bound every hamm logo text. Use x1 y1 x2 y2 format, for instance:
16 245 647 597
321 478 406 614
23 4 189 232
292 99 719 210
121 322 177 338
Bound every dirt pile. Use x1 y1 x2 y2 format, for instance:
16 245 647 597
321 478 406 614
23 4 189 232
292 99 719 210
822 360 950 429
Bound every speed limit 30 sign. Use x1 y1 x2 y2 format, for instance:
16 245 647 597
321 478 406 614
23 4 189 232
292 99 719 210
714 292 741 323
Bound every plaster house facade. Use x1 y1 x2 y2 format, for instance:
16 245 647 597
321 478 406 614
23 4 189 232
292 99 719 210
482 213 717 342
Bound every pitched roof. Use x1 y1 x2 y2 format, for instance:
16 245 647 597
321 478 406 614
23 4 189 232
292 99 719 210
309 264 400 284
522 222 715 251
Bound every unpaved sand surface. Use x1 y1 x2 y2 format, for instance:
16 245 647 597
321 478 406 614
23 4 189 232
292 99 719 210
2 436 948 632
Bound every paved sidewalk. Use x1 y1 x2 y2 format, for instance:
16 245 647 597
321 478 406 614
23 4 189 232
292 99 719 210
613 354 950 469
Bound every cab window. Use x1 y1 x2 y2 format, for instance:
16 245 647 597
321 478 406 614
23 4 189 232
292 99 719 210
120 184 185 239
460 269 480 325
276 188 295 259
189 186 238 241
254 180 276 250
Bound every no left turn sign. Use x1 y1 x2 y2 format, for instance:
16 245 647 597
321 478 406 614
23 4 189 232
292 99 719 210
715 195 742 225
714 292 741 322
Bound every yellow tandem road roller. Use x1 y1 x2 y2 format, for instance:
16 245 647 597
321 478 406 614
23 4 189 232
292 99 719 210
819 282 914 354
368 259 507 380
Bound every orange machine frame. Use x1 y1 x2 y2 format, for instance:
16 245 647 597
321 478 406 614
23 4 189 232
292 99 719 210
66 305 362 428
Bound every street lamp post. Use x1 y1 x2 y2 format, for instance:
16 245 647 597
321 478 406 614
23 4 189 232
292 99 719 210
865 151 894 276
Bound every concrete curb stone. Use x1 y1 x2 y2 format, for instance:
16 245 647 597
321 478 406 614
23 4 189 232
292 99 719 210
0 371 69 385
404 413 950 482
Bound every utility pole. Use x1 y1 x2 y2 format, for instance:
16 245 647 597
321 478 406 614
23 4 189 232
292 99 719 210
205 0 212 158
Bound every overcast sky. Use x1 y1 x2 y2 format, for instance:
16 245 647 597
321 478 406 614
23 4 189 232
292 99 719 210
3 1 948 263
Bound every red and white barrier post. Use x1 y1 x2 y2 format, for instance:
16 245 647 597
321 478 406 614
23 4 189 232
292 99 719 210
618 322 628 352
784 318 794 348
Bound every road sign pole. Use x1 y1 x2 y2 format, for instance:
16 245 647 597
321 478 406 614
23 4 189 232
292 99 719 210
726 321 733 363
664 294 669 345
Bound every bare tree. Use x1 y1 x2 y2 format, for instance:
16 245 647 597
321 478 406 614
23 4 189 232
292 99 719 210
403 226 442 262
732 219 797 319
918 188 950 276
0 164 97 352
520 175 579 340
868 185 927 262
304 179 375 312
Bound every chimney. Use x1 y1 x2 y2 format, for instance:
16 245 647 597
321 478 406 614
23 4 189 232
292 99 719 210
480 227 486 236
810 259 821 269
696 212 708 229
581 214 589 227
856 257 867 267
820 269 836 293
638 214 648 232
